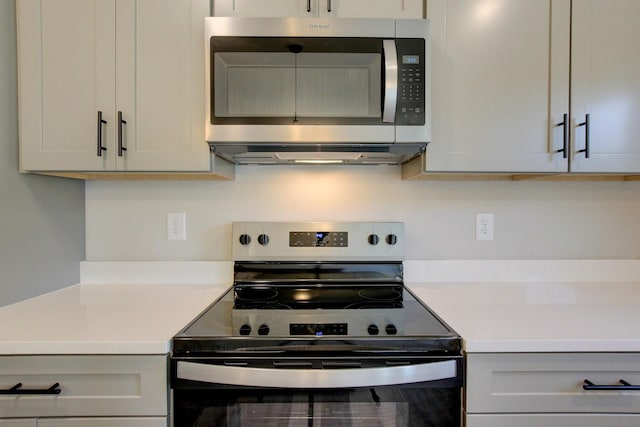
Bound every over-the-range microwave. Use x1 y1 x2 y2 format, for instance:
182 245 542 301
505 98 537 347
204 17 431 165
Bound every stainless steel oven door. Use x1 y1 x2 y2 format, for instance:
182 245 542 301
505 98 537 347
172 359 462 427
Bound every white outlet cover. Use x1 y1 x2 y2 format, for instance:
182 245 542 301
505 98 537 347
475 213 494 241
168 212 186 240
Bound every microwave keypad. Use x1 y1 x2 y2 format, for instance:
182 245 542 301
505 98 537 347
396 63 425 125
400 68 422 103
395 39 426 126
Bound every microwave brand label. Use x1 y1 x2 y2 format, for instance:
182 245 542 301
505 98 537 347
308 23 330 30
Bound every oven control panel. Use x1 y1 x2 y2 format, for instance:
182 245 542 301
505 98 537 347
232 222 405 261
232 309 404 337
290 323 348 336
290 231 348 247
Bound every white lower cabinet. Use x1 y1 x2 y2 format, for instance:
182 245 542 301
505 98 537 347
467 414 640 427
38 418 166 427
0 421 35 427
466 353 640 426
0 355 167 426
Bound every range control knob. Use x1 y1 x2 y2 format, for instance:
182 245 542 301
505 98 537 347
239 234 251 245
258 324 270 336
239 324 252 336
385 324 398 335
367 324 380 335
367 234 380 245
386 234 398 245
258 234 270 246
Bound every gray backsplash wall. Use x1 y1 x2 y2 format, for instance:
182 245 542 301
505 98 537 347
85 169 640 261
0 0 85 306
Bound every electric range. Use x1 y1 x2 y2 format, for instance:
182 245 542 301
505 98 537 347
170 222 463 427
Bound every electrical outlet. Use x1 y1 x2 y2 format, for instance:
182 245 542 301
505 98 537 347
476 213 494 241
168 212 186 240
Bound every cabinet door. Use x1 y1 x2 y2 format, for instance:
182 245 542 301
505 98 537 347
212 0 317 17
38 418 166 427
467 414 640 427
212 0 422 18
570 0 640 173
115 0 211 171
319 0 423 18
424 0 570 173
0 355 166 418
17 0 116 171
467 353 640 414
0 421 36 427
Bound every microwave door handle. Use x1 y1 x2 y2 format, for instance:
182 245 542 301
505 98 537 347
177 360 457 389
382 40 398 123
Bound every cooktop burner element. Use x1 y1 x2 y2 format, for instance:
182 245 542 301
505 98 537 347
172 222 461 357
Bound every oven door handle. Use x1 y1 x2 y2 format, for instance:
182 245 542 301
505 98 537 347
382 40 398 123
177 360 456 389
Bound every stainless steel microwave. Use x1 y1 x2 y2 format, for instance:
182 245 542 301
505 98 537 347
204 17 431 165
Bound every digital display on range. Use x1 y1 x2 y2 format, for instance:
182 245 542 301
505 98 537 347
289 231 348 247
290 323 348 336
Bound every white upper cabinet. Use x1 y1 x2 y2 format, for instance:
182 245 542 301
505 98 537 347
570 0 640 173
212 0 317 17
18 0 116 171
424 0 570 173
318 0 422 18
212 0 423 18
115 0 211 171
423 0 640 174
17 0 214 173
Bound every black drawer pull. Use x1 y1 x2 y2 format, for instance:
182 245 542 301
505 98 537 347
583 379 640 391
576 113 590 158
97 111 107 157
554 113 569 159
0 382 61 395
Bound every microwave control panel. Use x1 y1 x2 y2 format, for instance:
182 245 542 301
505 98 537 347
395 39 426 126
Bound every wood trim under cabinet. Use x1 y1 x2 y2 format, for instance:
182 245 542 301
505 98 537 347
26 171 234 180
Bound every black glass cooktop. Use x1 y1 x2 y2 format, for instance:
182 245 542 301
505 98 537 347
172 285 461 356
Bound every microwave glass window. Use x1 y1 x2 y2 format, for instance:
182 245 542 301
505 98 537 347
296 53 382 118
213 51 381 120
214 52 295 117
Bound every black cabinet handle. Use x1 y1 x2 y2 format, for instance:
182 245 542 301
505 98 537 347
97 111 107 157
307 0 311 12
583 379 640 391
576 113 590 158
554 113 568 159
117 111 128 157
327 0 332 12
0 382 61 395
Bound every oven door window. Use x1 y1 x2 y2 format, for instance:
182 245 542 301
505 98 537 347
173 381 460 427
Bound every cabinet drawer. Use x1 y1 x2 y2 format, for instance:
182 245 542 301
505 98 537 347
467 414 640 427
0 421 35 427
38 417 167 427
467 353 640 414
0 355 167 418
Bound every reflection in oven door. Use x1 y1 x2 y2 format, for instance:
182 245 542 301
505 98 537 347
173 381 461 427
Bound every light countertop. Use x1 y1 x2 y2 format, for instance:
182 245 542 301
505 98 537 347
0 260 639 355
408 281 640 353
0 282 229 355
0 262 233 355
405 260 640 353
